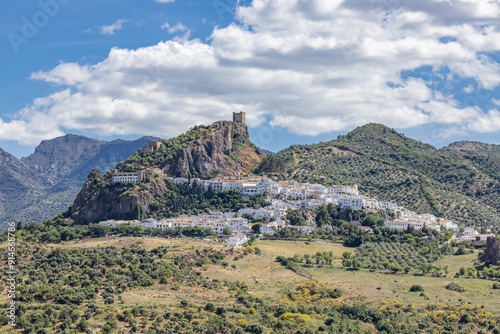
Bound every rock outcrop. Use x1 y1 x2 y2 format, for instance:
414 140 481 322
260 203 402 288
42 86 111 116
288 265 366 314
479 236 500 265
70 178 169 224
67 120 265 224
162 121 263 178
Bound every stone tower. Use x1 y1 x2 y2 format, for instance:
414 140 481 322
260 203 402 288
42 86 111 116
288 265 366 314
233 111 246 124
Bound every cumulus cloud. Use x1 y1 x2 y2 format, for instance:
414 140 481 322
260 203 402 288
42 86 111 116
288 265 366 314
1 0 500 145
161 22 189 34
100 19 128 36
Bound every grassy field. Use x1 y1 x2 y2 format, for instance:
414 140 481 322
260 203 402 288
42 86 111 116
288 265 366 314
1 237 499 333
10 237 498 315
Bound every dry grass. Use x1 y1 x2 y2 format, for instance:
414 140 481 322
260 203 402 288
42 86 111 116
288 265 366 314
3 236 499 329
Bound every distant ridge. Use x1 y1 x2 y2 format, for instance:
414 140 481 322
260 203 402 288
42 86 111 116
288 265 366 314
261 149 276 155
0 135 159 228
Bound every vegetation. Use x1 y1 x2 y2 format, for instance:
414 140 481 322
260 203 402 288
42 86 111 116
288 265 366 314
114 124 215 174
354 241 451 272
1 236 499 334
276 124 500 230
255 155 286 175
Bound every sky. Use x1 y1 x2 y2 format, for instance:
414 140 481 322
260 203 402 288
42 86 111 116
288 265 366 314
1 0 499 158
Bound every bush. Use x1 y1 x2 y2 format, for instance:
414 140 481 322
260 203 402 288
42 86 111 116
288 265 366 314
409 285 424 292
104 297 115 304
245 324 264 334
493 283 500 289
446 282 466 292
205 303 215 312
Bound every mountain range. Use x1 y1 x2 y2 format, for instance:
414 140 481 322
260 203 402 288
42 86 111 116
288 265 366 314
2 120 499 231
0 135 159 229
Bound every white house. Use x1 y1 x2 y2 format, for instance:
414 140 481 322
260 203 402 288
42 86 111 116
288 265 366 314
227 233 247 247
290 225 315 234
238 208 256 217
260 226 276 235
112 172 139 183
459 234 495 242
340 197 363 210
140 219 158 229
463 227 479 235
99 220 124 227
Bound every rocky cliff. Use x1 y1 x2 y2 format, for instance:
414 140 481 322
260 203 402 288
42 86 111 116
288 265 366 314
161 121 263 178
479 236 500 265
69 178 170 224
66 120 265 224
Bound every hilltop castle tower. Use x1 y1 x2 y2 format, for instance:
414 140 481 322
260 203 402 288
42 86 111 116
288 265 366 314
233 111 246 124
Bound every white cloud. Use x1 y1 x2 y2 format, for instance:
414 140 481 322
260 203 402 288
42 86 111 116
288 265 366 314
100 19 128 36
493 99 500 106
30 63 91 85
1 0 500 145
463 84 474 93
467 109 500 133
161 22 189 34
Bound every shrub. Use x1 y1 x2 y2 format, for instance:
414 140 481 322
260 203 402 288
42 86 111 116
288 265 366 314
409 285 424 292
446 282 466 292
493 283 500 289
245 324 264 334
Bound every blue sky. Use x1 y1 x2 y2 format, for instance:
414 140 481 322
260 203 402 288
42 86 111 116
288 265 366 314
1 0 499 158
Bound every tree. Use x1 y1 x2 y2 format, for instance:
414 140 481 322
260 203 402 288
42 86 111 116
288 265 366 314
363 214 384 228
257 155 286 174
252 223 262 234
222 227 233 236
87 169 101 182
342 251 352 259
77 319 89 332
342 258 352 267
316 205 333 227
205 303 216 312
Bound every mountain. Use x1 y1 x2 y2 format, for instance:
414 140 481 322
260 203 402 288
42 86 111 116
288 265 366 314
261 149 275 155
0 135 158 228
45 121 499 229
0 149 45 224
275 123 500 229
66 120 264 224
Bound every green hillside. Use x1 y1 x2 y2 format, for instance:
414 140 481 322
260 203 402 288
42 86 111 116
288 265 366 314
63 120 264 224
275 124 500 230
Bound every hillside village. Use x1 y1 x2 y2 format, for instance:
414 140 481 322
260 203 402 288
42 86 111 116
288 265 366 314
102 171 496 246
103 112 496 246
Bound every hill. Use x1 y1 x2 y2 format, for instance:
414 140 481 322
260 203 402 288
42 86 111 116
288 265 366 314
0 135 158 228
65 120 265 224
443 141 500 157
275 124 500 229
